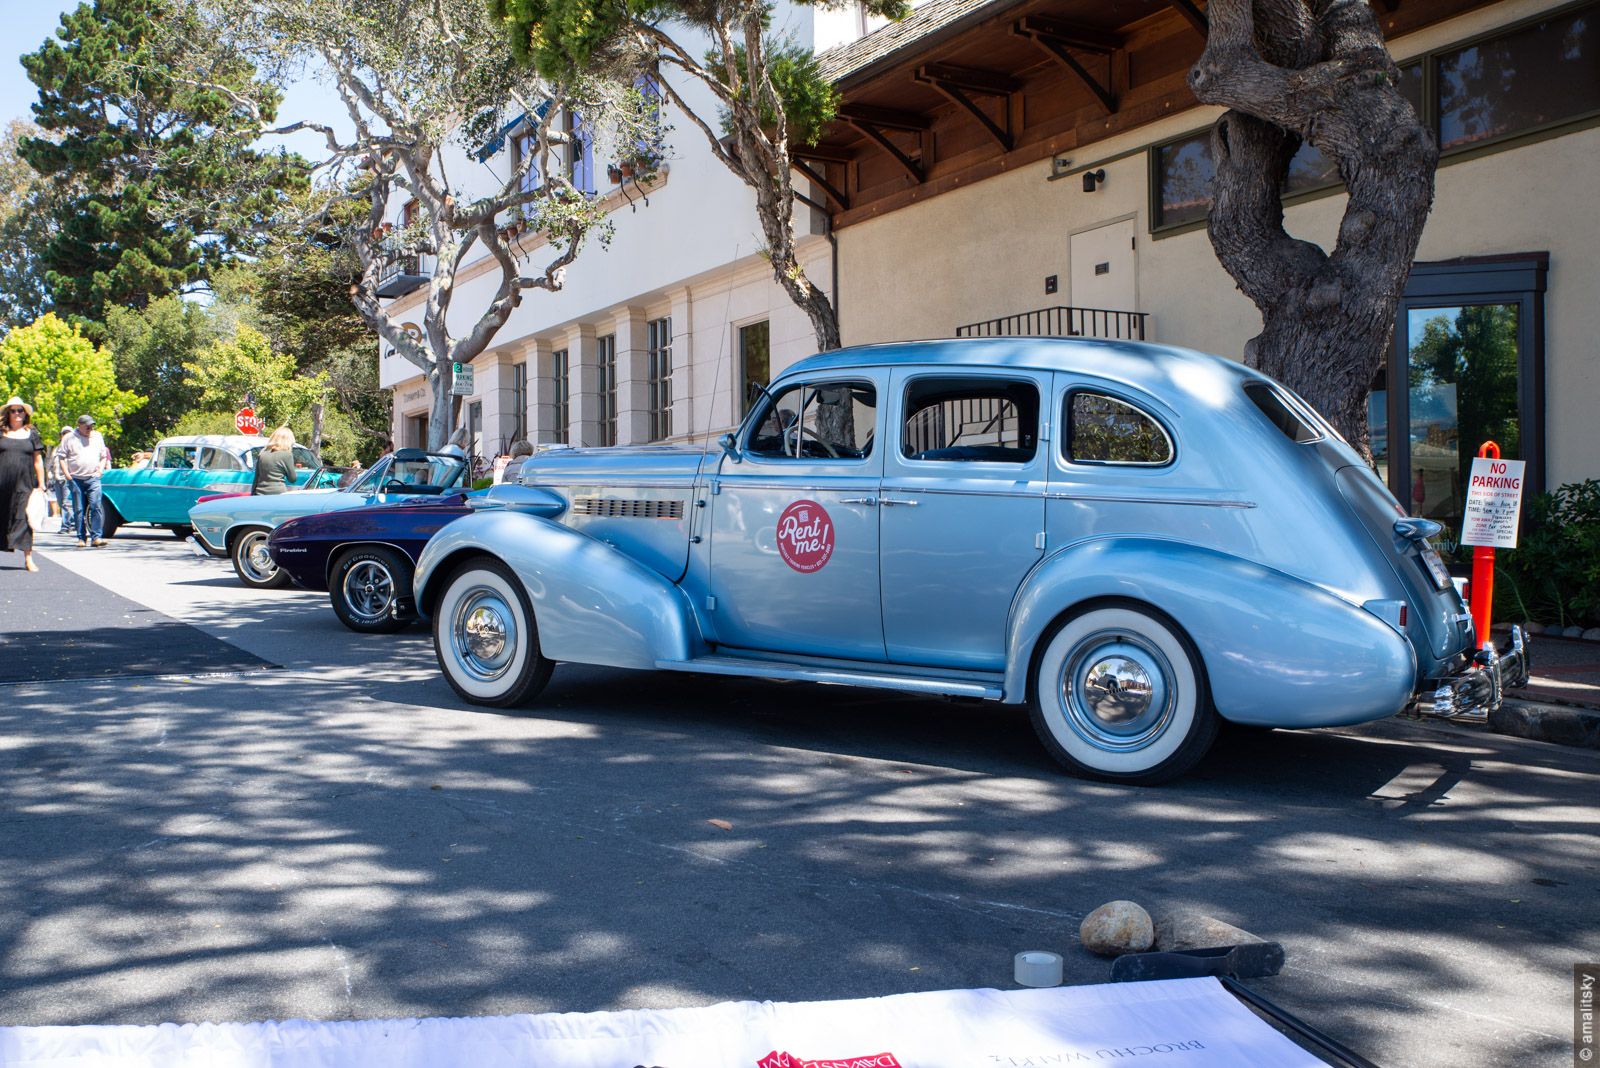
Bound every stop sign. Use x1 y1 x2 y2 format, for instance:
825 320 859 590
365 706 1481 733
235 407 263 435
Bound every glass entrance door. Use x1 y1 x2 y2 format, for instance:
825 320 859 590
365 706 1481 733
1370 258 1545 555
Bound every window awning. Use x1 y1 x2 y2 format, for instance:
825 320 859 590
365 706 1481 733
474 100 553 161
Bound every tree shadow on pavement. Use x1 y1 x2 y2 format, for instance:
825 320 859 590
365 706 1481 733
0 660 1593 1068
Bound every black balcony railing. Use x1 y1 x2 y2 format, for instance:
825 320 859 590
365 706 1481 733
955 305 1148 341
376 237 436 299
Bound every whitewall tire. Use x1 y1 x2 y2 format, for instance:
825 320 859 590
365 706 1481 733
1029 603 1218 784
432 558 552 708
231 528 290 589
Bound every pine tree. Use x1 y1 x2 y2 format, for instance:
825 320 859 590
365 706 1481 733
20 0 305 323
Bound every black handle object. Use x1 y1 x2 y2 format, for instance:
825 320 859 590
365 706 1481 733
1109 942 1285 983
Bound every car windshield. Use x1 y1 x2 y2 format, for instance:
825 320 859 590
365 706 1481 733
346 451 468 496
289 465 350 492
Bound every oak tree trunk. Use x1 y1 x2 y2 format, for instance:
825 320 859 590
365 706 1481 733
1188 0 1439 457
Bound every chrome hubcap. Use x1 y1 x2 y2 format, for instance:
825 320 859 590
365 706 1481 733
452 585 516 682
241 534 276 581
343 560 394 621
1061 633 1175 752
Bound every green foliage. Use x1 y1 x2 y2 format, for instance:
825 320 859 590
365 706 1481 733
183 323 329 430
0 120 56 332
1496 480 1600 628
713 41 838 145
21 0 306 321
0 313 145 448
103 296 220 452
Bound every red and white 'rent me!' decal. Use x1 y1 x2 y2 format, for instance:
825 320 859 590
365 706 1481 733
757 1052 903 1068
776 500 835 574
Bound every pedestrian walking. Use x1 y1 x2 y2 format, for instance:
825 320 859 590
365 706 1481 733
1 397 46 572
252 426 297 495
59 414 111 547
49 427 77 531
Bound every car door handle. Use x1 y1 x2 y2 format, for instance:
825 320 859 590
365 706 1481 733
880 497 920 507
839 496 878 506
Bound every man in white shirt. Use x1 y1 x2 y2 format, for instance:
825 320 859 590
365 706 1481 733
58 414 111 546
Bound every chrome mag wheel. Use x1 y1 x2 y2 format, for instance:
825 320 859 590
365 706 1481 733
342 558 396 623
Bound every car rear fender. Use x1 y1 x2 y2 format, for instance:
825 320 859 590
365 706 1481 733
413 510 703 669
1005 536 1417 727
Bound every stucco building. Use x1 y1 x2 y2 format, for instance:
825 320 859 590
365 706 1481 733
806 0 1597 552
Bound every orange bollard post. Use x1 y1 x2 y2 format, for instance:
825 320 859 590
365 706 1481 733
1469 441 1500 650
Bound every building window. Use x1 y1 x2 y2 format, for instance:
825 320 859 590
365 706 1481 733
1436 5 1600 152
647 316 672 441
738 320 771 418
1369 256 1547 556
567 112 595 194
402 199 420 228
596 333 617 446
1151 4 1600 234
514 128 541 195
511 361 528 444
551 348 570 444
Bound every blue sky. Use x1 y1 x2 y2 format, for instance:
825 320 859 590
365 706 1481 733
3 0 344 158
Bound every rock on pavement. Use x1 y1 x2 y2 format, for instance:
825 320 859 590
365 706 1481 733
1079 901 1154 956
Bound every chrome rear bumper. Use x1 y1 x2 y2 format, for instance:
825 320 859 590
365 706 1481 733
1428 625 1531 721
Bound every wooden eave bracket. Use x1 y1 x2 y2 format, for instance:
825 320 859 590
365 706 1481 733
913 62 1020 152
837 103 928 183
1012 16 1121 116
789 151 850 210
1168 0 1208 37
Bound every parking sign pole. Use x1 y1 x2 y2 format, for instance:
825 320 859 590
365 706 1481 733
1469 440 1500 650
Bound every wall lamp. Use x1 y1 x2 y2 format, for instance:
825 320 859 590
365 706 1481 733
1082 168 1106 193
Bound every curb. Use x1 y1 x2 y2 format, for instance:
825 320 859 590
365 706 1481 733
1489 699 1600 750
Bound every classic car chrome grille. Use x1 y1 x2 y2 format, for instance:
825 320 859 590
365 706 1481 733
572 496 684 519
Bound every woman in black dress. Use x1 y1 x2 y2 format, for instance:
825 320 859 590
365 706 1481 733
1 396 46 572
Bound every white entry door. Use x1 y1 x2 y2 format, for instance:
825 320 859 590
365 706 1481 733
1069 218 1138 317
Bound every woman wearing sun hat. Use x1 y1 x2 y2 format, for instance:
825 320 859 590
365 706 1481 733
1 396 47 572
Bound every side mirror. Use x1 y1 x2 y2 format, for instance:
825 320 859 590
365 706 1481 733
718 431 741 463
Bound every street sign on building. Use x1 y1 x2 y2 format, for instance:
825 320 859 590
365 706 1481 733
451 361 475 396
234 407 264 435
1461 456 1526 548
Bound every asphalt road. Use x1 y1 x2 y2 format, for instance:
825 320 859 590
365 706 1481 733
2 527 1596 1067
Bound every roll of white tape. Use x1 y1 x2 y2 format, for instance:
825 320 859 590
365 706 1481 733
1013 949 1064 988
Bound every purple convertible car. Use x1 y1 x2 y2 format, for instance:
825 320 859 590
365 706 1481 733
267 494 474 633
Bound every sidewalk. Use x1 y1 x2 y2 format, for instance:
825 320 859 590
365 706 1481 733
1492 626 1600 749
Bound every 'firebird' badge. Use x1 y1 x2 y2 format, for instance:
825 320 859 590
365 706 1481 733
776 500 835 574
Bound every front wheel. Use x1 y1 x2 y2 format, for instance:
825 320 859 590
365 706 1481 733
166 524 193 540
330 547 411 634
1028 603 1218 785
99 500 123 539
432 557 552 707
230 528 290 589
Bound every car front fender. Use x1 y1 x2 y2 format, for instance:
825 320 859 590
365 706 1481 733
1005 537 1417 728
413 510 703 670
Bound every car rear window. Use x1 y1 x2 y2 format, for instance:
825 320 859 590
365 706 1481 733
1245 383 1321 443
1064 392 1173 465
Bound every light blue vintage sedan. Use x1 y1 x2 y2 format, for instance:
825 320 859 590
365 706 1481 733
410 339 1527 783
188 447 469 590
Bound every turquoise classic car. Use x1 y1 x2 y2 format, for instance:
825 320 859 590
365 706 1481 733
99 435 321 538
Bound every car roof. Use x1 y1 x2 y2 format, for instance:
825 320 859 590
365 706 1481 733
778 337 1263 394
155 435 278 452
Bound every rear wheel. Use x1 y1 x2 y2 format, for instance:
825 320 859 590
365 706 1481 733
99 500 123 539
166 524 193 540
1028 603 1218 785
432 557 552 707
329 547 411 634
230 528 290 589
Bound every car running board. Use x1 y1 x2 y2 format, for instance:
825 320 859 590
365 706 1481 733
653 655 1005 700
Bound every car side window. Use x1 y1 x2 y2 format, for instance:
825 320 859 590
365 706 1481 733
200 447 241 471
291 445 319 469
902 376 1038 463
1065 392 1173 465
155 445 196 469
747 380 876 460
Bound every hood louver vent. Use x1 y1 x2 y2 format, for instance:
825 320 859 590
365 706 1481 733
572 497 684 519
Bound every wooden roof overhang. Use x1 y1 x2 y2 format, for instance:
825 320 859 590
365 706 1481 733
799 0 1493 229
